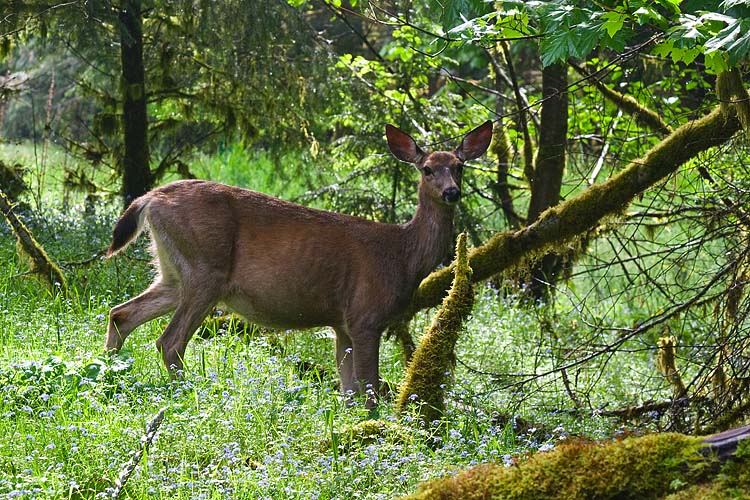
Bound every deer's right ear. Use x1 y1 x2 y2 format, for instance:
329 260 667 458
386 124 425 164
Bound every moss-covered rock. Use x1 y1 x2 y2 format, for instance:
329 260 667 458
403 433 724 500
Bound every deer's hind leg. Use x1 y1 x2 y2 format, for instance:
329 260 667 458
153 257 224 376
106 279 179 352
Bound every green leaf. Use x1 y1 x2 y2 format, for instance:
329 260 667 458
655 0 682 14
82 361 104 381
704 19 743 53
721 0 750 8
704 51 730 73
652 39 676 58
726 25 750 63
601 11 626 38
442 0 493 32
540 30 576 67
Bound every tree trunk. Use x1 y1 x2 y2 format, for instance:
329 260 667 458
526 62 568 299
119 0 151 206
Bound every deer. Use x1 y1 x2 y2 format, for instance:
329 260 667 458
104 120 493 406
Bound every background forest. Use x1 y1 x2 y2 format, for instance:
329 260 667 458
2 0 750 498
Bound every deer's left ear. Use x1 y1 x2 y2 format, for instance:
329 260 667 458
456 121 493 161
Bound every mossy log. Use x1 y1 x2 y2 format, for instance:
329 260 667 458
0 188 68 295
396 234 473 424
404 426 750 500
411 98 744 316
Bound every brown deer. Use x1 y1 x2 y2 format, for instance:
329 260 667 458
105 121 493 405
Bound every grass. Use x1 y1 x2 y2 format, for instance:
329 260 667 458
0 142 700 499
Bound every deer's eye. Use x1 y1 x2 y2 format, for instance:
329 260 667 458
423 166 433 176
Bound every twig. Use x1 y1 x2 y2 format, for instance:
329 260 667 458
589 109 622 185
61 249 107 268
111 406 167 499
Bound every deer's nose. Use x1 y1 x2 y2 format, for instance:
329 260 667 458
442 187 461 203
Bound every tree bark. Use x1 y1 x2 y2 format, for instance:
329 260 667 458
119 0 151 206
526 62 568 299
410 102 743 316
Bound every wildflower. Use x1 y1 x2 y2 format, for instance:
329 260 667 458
538 442 555 452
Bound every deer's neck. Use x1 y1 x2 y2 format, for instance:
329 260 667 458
403 190 455 284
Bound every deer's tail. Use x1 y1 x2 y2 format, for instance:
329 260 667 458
106 195 150 257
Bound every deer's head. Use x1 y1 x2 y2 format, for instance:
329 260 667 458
386 121 493 206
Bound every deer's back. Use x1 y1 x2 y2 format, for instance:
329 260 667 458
144 180 411 330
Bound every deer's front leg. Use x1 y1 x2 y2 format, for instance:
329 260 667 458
351 329 382 409
334 328 355 397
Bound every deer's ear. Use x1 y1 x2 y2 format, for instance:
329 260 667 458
456 121 493 161
386 124 425 164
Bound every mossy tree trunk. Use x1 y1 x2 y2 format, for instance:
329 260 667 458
119 0 151 207
525 62 568 300
409 74 745 318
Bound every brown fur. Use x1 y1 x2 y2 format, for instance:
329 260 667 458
104 121 492 406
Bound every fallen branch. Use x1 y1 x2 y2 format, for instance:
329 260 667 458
0 188 68 294
111 406 167 499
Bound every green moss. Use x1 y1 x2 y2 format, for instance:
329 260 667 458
397 234 473 424
663 441 750 500
717 69 750 132
490 127 512 167
404 433 714 500
324 419 414 453
572 62 672 135
657 335 687 399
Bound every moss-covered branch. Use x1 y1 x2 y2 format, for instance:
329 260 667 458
411 101 743 314
571 61 673 135
397 234 473 425
0 189 68 295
